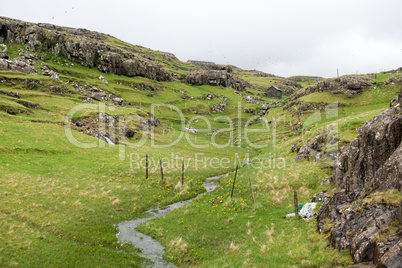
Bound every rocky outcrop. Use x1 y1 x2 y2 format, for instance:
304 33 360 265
186 70 249 91
40 65 59 79
332 89 402 194
0 90 20 99
0 43 8 59
0 53 38 74
283 100 330 117
211 103 226 113
70 81 127 107
295 128 338 161
317 87 402 267
311 76 373 95
286 76 374 107
317 191 401 266
0 17 171 81
181 126 198 134
72 112 161 143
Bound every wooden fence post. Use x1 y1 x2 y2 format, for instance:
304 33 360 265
145 154 148 180
249 175 255 208
182 159 184 185
159 157 164 182
230 165 238 198
294 190 298 216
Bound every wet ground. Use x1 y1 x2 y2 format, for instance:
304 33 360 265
117 175 223 267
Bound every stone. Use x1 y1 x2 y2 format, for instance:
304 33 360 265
243 108 256 114
9 59 37 74
140 113 161 131
242 95 257 104
16 100 41 109
41 65 59 79
113 97 123 104
316 90 402 267
332 101 402 193
0 17 171 81
181 90 188 100
291 142 299 153
0 43 8 59
98 75 108 84
186 70 249 91
0 90 20 98
181 126 197 134
296 130 328 161
49 85 69 94
91 92 107 101
211 103 226 113
0 58 8 69
98 52 123 75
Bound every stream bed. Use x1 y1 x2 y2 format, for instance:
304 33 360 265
116 174 223 267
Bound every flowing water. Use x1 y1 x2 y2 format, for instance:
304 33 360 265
116 175 223 267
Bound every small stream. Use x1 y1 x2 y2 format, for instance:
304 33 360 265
116 174 224 267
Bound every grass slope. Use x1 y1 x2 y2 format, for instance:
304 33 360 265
0 35 400 267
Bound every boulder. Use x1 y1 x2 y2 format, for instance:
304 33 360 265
91 92 107 101
211 103 226 113
0 43 8 59
181 126 198 134
0 58 8 69
41 66 59 79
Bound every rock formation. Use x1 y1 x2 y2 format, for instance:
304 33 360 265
332 88 402 193
186 70 249 91
0 17 171 81
286 76 374 108
72 112 161 143
316 86 402 267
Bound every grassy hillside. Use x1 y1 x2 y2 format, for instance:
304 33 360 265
1 22 401 267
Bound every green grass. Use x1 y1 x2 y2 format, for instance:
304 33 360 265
0 33 400 267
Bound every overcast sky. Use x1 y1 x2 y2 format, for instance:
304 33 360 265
2 0 402 78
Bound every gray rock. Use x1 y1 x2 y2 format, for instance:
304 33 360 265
0 17 171 81
41 66 59 79
332 98 402 193
181 126 198 134
316 88 402 267
0 43 8 59
0 90 20 98
296 130 328 161
211 103 226 113
0 58 8 69
186 70 249 91
91 92 107 101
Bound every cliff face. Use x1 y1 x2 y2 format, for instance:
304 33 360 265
333 90 402 194
317 86 402 267
0 17 171 81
